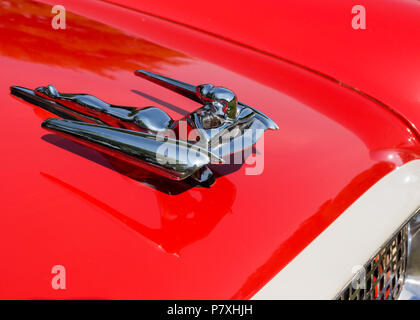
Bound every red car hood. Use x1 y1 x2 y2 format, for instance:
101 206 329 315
114 0 420 133
1 0 420 299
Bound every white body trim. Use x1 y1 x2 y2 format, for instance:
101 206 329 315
252 160 420 300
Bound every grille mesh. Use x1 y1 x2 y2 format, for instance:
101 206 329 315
338 224 408 300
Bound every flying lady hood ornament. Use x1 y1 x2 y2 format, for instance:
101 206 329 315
10 70 278 187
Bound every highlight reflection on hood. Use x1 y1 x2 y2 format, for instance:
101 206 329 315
0 0 189 77
41 171 236 255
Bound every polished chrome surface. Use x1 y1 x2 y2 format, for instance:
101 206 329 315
135 70 278 157
399 212 420 299
338 225 408 300
10 84 174 132
337 209 420 300
10 70 278 187
42 118 221 181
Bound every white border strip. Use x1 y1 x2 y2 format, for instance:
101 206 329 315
252 159 420 299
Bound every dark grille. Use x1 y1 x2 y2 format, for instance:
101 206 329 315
338 224 408 300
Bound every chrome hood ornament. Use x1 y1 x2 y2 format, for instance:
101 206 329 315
11 70 278 187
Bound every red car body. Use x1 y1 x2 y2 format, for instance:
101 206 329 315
1 0 420 299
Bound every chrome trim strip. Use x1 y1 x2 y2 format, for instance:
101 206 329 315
399 212 420 299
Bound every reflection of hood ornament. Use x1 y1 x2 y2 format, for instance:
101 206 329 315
10 70 278 187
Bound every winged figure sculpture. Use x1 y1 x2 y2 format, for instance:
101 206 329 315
11 70 278 187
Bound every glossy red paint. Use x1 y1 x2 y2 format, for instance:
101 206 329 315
108 0 420 133
1 0 420 299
